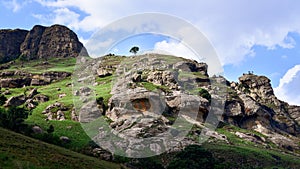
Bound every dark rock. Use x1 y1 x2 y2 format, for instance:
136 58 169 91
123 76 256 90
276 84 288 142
0 29 28 63
32 126 43 134
27 88 38 98
60 136 71 143
0 78 31 88
4 94 26 107
33 94 49 102
20 24 86 60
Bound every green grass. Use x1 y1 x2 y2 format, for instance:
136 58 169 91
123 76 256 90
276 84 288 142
5 57 76 73
202 142 300 168
0 127 121 169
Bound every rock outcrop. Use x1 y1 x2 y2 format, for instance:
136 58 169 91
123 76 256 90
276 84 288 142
20 25 86 60
0 24 86 63
0 29 28 63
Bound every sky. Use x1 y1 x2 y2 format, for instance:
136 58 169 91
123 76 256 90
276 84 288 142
1 0 300 105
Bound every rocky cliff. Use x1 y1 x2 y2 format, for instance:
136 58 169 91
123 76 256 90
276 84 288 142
0 24 85 63
74 54 300 157
0 29 28 63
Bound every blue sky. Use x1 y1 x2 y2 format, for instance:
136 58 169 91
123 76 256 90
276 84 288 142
1 0 300 105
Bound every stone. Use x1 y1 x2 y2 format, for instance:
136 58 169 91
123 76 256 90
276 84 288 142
58 93 67 98
4 95 26 107
92 148 113 161
79 101 102 123
34 94 49 102
27 88 38 98
32 126 43 134
60 136 71 143
0 78 32 88
71 109 79 121
56 110 65 121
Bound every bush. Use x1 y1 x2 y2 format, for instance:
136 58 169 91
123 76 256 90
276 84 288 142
0 107 29 132
167 145 215 169
198 88 211 103
0 95 6 106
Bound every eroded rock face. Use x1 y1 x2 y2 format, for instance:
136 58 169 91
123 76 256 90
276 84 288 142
0 29 28 63
20 24 86 60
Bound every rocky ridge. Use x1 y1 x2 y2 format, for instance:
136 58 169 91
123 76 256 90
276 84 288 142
0 24 85 63
74 54 300 157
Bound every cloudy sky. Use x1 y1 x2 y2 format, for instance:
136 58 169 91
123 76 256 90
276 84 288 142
1 0 300 105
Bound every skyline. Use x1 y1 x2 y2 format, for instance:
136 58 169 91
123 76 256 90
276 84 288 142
1 0 300 105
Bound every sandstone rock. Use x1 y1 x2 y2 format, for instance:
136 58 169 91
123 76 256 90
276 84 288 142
56 110 65 121
92 148 113 161
32 126 43 134
0 78 31 88
0 29 28 63
20 24 86 60
60 136 71 143
42 102 67 121
4 95 26 107
79 101 102 123
27 88 38 98
25 99 36 109
58 93 67 98
33 94 49 102
71 109 79 121
174 61 208 76
97 66 114 77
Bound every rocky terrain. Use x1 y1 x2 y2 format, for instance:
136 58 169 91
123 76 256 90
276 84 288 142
73 54 300 159
0 24 86 64
0 25 300 168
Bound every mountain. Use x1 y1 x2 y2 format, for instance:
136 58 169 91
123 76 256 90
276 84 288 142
0 25 300 168
0 24 85 64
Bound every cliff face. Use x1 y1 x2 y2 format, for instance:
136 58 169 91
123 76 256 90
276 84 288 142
21 25 84 60
0 24 85 63
0 29 28 63
74 54 300 157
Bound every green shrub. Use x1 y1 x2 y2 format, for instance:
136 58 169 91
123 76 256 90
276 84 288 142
167 145 215 169
0 107 29 132
198 88 211 103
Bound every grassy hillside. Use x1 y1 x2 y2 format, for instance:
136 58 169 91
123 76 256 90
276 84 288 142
0 127 122 169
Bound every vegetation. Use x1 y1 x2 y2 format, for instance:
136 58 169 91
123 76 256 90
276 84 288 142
0 107 29 132
129 46 139 55
0 127 121 169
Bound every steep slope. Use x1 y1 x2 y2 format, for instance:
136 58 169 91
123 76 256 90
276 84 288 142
0 127 121 169
0 29 28 63
0 24 85 64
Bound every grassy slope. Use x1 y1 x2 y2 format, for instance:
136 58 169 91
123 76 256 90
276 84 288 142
0 127 121 169
1 55 300 168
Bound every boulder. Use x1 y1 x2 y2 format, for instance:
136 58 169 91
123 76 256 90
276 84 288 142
34 94 49 102
4 95 26 107
59 136 71 143
32 126 43 134
0 78 31 88
27 88 38 98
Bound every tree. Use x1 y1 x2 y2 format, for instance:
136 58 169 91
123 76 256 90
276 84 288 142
129 46 139 55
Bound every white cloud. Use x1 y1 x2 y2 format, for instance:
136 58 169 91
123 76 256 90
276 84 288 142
32 0 300 65
274 65 300 105
154 40 202 61
2 0 23 12
33 7 81 30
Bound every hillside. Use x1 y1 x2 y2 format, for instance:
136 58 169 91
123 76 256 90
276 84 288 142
0 127 121 169
0 24 300 168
